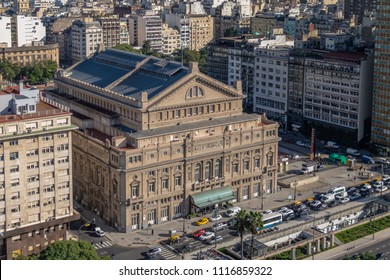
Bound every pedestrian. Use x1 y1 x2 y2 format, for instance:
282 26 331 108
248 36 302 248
354 176 356 181
151 229 154 235
348 173 350 179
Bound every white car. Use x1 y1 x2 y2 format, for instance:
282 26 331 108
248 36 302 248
382 175 390 182
94 227 105 237
209 214 222 222
339 197 350 204
146 247 162 256
212 222 227 232
199 232 215 241
373 181 384 188
375 185 388 192
207 236 223 245
263 210 273 215
278 207 290 214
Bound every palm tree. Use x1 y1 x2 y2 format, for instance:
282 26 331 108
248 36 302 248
248 211 264 259
235 210 249 260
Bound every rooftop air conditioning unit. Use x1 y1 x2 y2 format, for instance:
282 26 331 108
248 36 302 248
43 127 48 131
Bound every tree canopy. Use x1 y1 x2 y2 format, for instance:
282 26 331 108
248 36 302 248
0 60 57 84
113 44 142 54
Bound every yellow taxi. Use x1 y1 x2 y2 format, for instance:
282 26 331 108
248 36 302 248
305 197 314 203
196 218 209 226
168 234 181 243
293 200 302 206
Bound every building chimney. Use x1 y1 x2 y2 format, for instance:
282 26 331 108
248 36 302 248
189 62 199 73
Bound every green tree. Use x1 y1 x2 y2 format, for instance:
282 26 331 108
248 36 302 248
0 60 17 80
235 210 250 260
248 211 263 259
40 240 109 260
224 27 238 37
113 44 142 54
141 40 153 55
41 60 58 82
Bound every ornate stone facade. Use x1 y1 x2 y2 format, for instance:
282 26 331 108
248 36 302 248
46 49 279 232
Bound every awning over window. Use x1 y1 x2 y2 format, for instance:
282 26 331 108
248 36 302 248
190 186 236 209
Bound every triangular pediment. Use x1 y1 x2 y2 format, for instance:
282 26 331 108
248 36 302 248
147 73 242 110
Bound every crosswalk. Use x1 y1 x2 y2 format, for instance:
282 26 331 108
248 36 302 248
94 240 113 250
148 244 178 260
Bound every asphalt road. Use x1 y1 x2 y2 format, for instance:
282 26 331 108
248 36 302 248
334 238 390 260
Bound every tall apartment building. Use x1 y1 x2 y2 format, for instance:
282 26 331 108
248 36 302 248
127 11 162 52
188 15 214 51
161 24 181 55
0 43 59 67
165 14 214 51
45 49 279 232
98 15 129 48
70 18 103 63
0 15 46 48
303 51 374 145
206 38 231 85
228 41 256 111
0 83 79 259
165 14 190 49
253 47 290 129
371 0 390 155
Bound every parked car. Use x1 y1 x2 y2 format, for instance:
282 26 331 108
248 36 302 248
146 247 161 257
349 193 362 201
382 175 390 182
360 184 372 192
314 203 328 211
212 222 228 232
282 209 294 218
347 187 357 194
227 218 237 228
339 197 350 204
328 200 341 208
192 229 206 238
314 193 326 201
375 185 388 192
278 207 291 214
309 200 321 208
263 209 273 215
209 214 222 222
206 236 223 245
196 218 209 226
94 227 105 237
373 181 384 188
283 213 295 221
199 232 215 241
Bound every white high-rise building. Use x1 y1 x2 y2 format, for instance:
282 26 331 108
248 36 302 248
15 15 46 47
0 15 46 47
0 16 12 47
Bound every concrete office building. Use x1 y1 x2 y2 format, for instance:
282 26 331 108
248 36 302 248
303 51 374 145
128 11 162 52
161 24 181 55
45 49 279 233
98 15 129 49
70 18 103 63
371 0 390 155
0 83 78 259
253 46 290 129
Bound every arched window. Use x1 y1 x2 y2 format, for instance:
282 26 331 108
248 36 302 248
186 86 204 98
214 159 221 178
195 163 201 182
205 161 211 180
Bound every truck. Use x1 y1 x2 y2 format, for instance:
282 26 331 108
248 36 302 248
361 155 375 165
326 141 340 149
300 161 317 174
346 148 360 157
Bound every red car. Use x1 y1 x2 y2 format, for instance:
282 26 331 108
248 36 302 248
192 229 206 238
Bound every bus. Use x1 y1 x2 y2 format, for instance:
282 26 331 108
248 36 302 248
259 212 283 230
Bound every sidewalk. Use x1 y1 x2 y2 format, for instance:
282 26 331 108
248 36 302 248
75 164 380 249
304 227 390 260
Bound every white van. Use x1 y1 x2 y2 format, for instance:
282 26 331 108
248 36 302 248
226 206 241 217
321 194 335 204
328 186 346 196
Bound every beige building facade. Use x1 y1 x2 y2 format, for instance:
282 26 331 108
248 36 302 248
46 49 279 233
0 43 59 67
189 15 214 51
0 86 78 259
161 24 181 55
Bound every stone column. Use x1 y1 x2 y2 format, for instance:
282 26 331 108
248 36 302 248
329 234 335 247
306 242 312 255
291 248 296 260
316 239 321 253
321 237 327 250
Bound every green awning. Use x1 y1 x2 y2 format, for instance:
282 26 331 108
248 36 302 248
190 186 236 208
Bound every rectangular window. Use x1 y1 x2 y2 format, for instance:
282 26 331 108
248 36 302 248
27 175 39 183
233 163 238 173
10 152 18 160
175 176 181 187
10 178 19 187
57 144 68 151
27 149 39 156
42 146 54 153
149 181 156 193
42 120 53 127
56 118 68 125
162 179 169 189
9 140 18 146
42 135 53 141
10 166 19 173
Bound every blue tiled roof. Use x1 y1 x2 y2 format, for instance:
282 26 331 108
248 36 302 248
69 58 128 88
66 49 189 99
112 68 188 99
